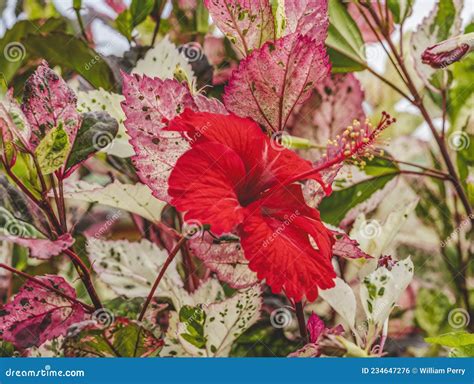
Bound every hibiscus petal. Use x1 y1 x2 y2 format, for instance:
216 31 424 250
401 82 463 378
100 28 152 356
240 185 336 302
167 110 327 194
168 142 246 234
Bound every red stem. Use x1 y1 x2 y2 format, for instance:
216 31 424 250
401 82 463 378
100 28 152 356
63 248 103 310
138 236 187 321
295 301 308 342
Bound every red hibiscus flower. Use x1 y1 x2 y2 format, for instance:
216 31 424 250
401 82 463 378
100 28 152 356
166 110 337 302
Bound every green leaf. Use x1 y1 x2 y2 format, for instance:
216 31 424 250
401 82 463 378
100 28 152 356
117 0 154 40
34 124 70 175
387 0 413 24
112 321 159 357
319 174 397 226
362 156 400 176
326 0 366 73
64 318 161 357
449 54 474 126
116 10 133 40
179 305 207 349
196 0 210 34
23 32 115 89
425 332 474 348
0 18 66 84
130 0 155 27
65 111 118 172
5 152 42 198
450 344 474 357
23 0 60 19
415 288 452 336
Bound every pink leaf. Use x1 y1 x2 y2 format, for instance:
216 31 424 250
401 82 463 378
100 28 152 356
1 233 74 260
332 231 372 260
121 72 226 202
188 233 258 289
307 312 325 343
303 165 342 208
21 61 81 150
223 33 330 132
0 275 85 349
284 0 329 41
288 74 365 162
204 0 275 56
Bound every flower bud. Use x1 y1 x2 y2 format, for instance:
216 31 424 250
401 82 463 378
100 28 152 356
421 32 474 69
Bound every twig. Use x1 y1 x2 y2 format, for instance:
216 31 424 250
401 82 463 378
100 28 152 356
73 6 89 42
63 248 103 310
295 301 308 342
363 1 473 225
138 235 187 321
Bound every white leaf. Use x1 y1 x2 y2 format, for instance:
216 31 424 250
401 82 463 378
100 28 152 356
204 285 262 357
360 257 414 326
350 199 417 276
175 277 225 309
0 241 12 294
160 311 193 357
163 285 263 357
87 238 183 305
61 180 165 223
319 277 356 328
133 36 194 82
410 0 463 90
77 89 134 158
